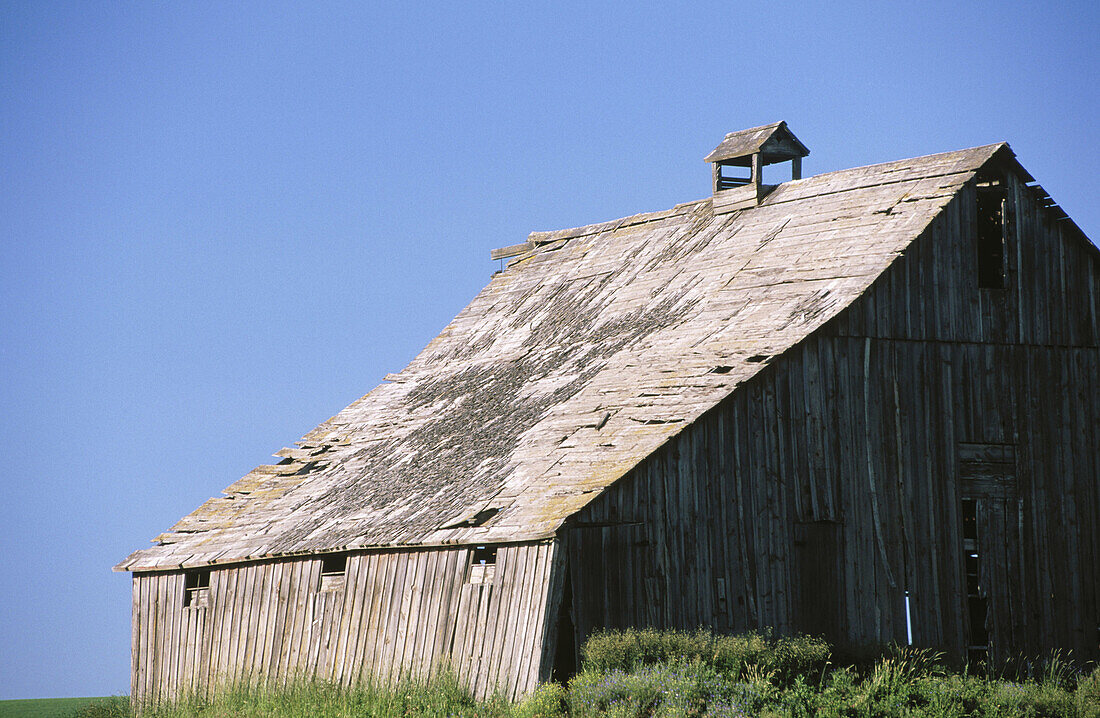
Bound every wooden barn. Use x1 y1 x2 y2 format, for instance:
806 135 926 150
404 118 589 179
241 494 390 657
117 122 1100 704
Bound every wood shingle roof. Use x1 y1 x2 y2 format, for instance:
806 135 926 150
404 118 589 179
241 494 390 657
117 142 1006 572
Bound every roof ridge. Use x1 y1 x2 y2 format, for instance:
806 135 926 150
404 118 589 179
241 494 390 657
526 199 707 246
522 143 1006 250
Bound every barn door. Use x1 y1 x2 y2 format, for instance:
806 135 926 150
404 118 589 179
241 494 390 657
793 521 842 643
958 443 1020 663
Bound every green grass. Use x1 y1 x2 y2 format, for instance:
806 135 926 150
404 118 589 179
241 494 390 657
15 630 1100 717
0 696 126 718
130 674 507 718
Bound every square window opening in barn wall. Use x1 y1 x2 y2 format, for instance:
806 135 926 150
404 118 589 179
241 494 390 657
183 569 210 608
319 553 348 591
467 545 497 585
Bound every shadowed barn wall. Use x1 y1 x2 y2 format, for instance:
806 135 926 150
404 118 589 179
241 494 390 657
562 166 1099 664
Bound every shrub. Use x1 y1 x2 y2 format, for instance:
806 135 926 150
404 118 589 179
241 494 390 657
1005 680 1075 717
567 662 751 718
766 633 833 686
579 627 830 687
512 682 567 718
1078 667 1100 718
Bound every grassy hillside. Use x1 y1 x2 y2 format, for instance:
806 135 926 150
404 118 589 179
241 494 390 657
52 630 1100 717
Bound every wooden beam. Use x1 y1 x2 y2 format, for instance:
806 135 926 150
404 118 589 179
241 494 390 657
489 242 534 261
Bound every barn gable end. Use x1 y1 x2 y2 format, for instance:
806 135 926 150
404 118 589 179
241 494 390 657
560 155 1099 666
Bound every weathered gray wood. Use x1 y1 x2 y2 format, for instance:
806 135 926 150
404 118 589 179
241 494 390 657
342 552 372 684
362 550 395 681
490 241 533 261
119 144 1014 576
704 121 809 165
562 168 1098 659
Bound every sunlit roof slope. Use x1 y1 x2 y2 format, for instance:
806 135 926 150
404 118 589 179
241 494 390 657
117 143 1005 571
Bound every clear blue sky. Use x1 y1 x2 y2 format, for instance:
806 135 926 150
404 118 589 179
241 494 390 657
1 0 1096 700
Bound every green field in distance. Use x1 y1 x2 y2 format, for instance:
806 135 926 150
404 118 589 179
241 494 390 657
0 696 121 718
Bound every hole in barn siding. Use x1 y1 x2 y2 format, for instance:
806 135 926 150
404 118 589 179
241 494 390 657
184 569 210 608
468 545 497 585
319 554 348 591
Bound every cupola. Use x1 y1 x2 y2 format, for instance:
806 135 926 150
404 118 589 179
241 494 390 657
705 121 809 213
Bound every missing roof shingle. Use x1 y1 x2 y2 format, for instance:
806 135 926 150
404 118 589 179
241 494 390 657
442 507 501 530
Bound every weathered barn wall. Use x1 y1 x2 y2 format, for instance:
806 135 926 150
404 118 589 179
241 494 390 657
562 163 1099 663
826 164 1099 659
131 541 559 706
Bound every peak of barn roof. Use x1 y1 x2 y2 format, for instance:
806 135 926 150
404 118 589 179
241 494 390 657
116 141 1009 572
704 121 809 166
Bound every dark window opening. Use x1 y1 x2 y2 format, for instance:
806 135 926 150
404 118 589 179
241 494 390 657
472 545 496 565
961 498 989 663
184 569 210 608
468 545 497 585
321 554 347 576
976 176 1007 289
319 554 348 591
